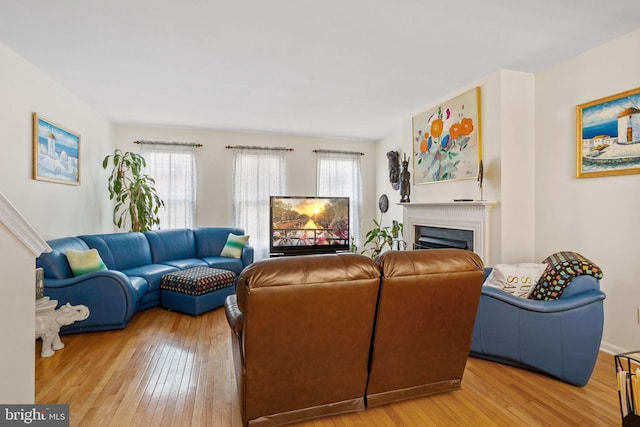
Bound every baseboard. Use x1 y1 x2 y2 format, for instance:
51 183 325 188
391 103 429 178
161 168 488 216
600 340 630 355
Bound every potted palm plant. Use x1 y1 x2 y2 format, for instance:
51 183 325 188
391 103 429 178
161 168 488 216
102 149 165 232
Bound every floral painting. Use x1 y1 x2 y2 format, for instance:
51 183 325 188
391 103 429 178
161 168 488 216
412 87 482 184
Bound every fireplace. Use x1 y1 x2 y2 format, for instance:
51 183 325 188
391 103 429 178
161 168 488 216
414 226 473 251
402 202 494 262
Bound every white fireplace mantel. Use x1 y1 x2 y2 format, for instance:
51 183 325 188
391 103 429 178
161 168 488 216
401 201 495 262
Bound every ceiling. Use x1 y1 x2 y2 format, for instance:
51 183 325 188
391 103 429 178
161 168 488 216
1 1 640 141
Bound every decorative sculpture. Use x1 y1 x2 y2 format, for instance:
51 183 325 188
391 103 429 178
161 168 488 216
386 150 400 190
477 159 484 201
400 154 411 203
36 303 89 357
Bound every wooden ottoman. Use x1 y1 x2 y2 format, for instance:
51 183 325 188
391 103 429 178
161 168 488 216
160 266 236 315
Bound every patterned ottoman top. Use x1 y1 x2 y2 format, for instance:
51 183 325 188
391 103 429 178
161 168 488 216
161 267 236 296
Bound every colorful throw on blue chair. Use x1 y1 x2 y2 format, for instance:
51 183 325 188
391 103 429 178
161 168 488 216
529 251 603 301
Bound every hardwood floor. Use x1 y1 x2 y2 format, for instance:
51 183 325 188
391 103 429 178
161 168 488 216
36 307 622 426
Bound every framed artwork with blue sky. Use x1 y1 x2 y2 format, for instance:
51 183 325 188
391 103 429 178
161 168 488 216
577 87 640 178
32 113 80 185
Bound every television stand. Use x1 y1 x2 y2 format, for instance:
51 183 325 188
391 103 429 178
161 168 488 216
269 249 346 258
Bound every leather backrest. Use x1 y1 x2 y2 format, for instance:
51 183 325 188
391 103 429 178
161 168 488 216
235 253 381 424
36 237 90 279
79 232 152 270
194 227 246 257
144 229 197 263
367 249 484 406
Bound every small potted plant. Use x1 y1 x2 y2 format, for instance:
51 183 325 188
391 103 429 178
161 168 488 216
102 149 164 232
360 219 403 259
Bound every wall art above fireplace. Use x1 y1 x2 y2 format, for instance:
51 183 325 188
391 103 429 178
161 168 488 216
412 87 482 185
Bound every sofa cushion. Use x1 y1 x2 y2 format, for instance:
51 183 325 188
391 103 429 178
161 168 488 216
201 256 245 275
484 263 546 299
36 237 90 279
158 258 209 269
220 233 250 258
66 249 108 276
79 232 152 271
145 229 198 263
194 227 246 257
121 264 178 292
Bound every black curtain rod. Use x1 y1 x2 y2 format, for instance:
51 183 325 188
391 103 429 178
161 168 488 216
225 145 294 151
134 140 203 147
313 149 364 156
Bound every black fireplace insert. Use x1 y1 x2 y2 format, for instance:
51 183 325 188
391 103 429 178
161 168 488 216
414 226 473 251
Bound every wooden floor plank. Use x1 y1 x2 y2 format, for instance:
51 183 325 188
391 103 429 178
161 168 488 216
36 307 622 426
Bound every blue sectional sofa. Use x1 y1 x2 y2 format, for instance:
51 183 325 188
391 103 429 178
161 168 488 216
36 227 253 334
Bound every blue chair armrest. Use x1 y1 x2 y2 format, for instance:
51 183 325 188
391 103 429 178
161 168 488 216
480 285 605 313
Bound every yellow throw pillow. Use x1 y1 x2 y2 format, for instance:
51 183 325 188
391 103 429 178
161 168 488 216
220 234 250 259
66 249 107 276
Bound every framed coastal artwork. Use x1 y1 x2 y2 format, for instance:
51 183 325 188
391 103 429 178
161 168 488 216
577 87 640 178
412 87 482 185
32 113 80 185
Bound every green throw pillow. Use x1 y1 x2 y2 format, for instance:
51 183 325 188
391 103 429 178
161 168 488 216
66 249 107 276
220 234 250 259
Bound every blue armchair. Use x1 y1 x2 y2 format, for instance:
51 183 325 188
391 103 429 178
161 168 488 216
470 271 606 386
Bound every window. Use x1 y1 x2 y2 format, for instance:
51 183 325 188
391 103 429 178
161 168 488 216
141 144 197 229
232 147 287 260
316 150 362 248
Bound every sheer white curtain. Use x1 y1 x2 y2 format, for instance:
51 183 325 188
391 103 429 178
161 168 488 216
141 144 197 229
316 150 362 249
232 147 286 260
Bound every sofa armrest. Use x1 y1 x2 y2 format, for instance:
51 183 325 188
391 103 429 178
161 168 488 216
224 295 243 336
241 245 254 269
44 269 138 333
480 285 605 313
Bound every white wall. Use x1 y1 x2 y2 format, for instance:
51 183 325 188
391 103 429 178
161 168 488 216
498 70 536 264
0 42 114 402
0 44 114 239
0 224 38 403
114 125 378 244
375 130 405 229
535 28 640 353
382 70 536 267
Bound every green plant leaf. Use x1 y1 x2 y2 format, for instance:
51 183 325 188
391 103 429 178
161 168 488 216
103 150 165 232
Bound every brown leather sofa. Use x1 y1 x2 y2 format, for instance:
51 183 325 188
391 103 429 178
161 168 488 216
366 249 485 407
225 253 381 426
224 249 484 426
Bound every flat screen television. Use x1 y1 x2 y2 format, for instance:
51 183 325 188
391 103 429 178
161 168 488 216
270 196 350 256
